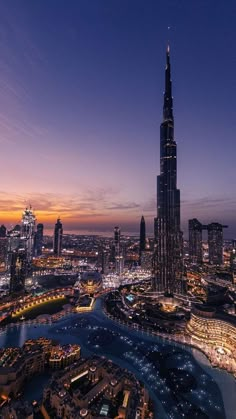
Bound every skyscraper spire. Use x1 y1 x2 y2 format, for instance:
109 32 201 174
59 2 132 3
163 44 173 121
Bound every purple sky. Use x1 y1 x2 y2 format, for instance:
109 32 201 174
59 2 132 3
0 0 235 237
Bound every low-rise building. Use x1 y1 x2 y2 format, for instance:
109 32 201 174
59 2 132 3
186 305 236 353
186 305 236 374
49 344 81 369
0 339 81 397
43 356 153 418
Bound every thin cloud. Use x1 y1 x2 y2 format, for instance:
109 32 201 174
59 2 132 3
106 202 140 210
182 196 236 208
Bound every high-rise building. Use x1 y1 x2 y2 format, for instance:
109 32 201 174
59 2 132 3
0 238 7 267
6 225 21 272
20 207 36 262
153 46 183 295
114 226 120 247
53 218 63 256
9 249 27 295
34 223 44 256
230 250 236 273
7 226 20 250
189 218 203 264
0 225 6 238
101 248 110 275
139 216 146 263
7 208 36 289
230 240 236 273
114 226 124 275
0 225 7 268
207 223 227 265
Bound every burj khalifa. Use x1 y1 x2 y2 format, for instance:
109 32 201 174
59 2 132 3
153 46 183 295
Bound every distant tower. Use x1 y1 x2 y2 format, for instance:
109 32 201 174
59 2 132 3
9 249 27 295
0 225 6 238
189 219 203 264
207 223 227 265
101 248 110 275
0 237 7 266
230 240 236 273
34 223 44 256
21 207 36 262
0 225 7 267
153 45 183 294
53 218 63 256
7 225 21 252
114 226 120 248
139 216 146 263
114 226 123 275
6 226 20 278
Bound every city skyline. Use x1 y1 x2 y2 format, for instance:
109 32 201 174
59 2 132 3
0 1 236 237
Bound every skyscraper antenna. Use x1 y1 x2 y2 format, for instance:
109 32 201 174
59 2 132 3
167 25 171 51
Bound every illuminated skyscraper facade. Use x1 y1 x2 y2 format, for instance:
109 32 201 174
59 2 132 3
20 207 36 262
230 240 236 273
101 248 110 275
188 219 227 266
9 249 27 295
139 215 146 263
34 223 44 256
189 218 203 264
0 238 7 267
153 46 183 294
208 223 227 265
53 218 63 256
114 226 124 275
